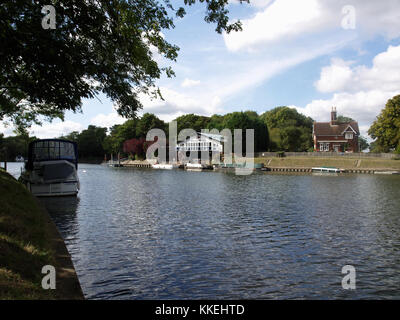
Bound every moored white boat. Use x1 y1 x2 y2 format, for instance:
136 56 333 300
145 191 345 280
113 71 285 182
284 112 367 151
185 163 204 169
15 155 24 162
152 163 179 169
185 162 210 171
19 139 80 197
312 167 342 173
374 171 400 175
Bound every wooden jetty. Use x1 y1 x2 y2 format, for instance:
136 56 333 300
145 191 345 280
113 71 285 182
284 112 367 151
265 167 312 173
263 167 384 174
120 160 152 168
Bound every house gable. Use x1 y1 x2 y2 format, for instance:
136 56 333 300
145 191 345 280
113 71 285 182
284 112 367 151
314 121 359 137
341 124 358 135
313 108 360 152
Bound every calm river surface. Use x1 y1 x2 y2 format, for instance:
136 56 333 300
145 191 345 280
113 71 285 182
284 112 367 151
7 162 400 299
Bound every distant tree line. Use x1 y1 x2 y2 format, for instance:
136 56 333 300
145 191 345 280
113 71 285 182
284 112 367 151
4 96 399 162
0 130 36 161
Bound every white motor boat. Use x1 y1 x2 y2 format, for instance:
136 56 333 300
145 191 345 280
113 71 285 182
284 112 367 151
185 162 209 171
152 163 178 170
15 155 24 162
185 163 203 169
19 139 80 197
312 167 342 174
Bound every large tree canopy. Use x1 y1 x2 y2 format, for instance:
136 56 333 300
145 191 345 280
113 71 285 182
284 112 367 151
174 113 211 133
76 125 107 159
0 0 244 129
260 106 313 152
368 95 400 153
206 111 269 152
336 115 354 123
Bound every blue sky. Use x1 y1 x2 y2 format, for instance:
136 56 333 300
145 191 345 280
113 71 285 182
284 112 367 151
1 0 399 139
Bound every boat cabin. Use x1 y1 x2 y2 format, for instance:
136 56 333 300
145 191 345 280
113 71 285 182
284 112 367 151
26 139 78 170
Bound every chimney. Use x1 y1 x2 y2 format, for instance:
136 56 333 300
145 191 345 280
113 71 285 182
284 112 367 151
331 107 337 125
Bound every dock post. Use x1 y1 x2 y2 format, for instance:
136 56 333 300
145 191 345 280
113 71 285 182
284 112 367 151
1 148 7 171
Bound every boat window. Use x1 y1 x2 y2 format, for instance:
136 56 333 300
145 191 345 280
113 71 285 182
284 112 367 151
32 140 76 161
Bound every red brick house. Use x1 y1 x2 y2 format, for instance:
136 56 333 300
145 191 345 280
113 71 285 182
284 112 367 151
313 107 360 152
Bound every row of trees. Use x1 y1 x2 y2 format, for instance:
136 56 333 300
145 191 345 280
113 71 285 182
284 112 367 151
61 111 271 161
5 96 400 161
62 106 374 162
0 131 36 161
56 107 326 160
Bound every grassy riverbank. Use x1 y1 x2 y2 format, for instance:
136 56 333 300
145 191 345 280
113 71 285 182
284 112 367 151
0 169 83 299
253 156 400 170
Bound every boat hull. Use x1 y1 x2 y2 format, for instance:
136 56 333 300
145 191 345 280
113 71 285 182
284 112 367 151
20 159 80 197
28 181 79 197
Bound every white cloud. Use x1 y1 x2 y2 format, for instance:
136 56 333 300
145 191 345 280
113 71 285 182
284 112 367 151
181 78 201 88
206 40 349 103
248 0 273 8
315 58 354 93
297 90 396 124
351 0 400 40
224 0 322 52
141 35 349 122
139 42 340 122
28 120 84 139
296 45 400 137
90 112 126 128
315 45 400 93
229 0 273 8
224 0 400 52
139 87 222 122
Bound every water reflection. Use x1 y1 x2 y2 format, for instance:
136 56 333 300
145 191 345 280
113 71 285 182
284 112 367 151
42 164 400 299
39 196 80 242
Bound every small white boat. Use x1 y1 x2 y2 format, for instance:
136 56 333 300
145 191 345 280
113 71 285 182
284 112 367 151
15 155 24 162
186 163 204 169
312 167 342 173
185 162 209 171
19 139 80 197
374 171 400 175
152 163 178 170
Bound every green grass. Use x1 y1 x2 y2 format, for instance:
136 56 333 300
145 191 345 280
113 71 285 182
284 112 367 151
253 156 400 170
0 169 56 299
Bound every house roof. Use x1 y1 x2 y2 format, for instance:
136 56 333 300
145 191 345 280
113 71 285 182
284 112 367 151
199 132 225 142
178 132 225 144
314 121 359 136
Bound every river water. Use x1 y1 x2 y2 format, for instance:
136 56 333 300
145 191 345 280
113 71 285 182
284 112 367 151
6 162 400 299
